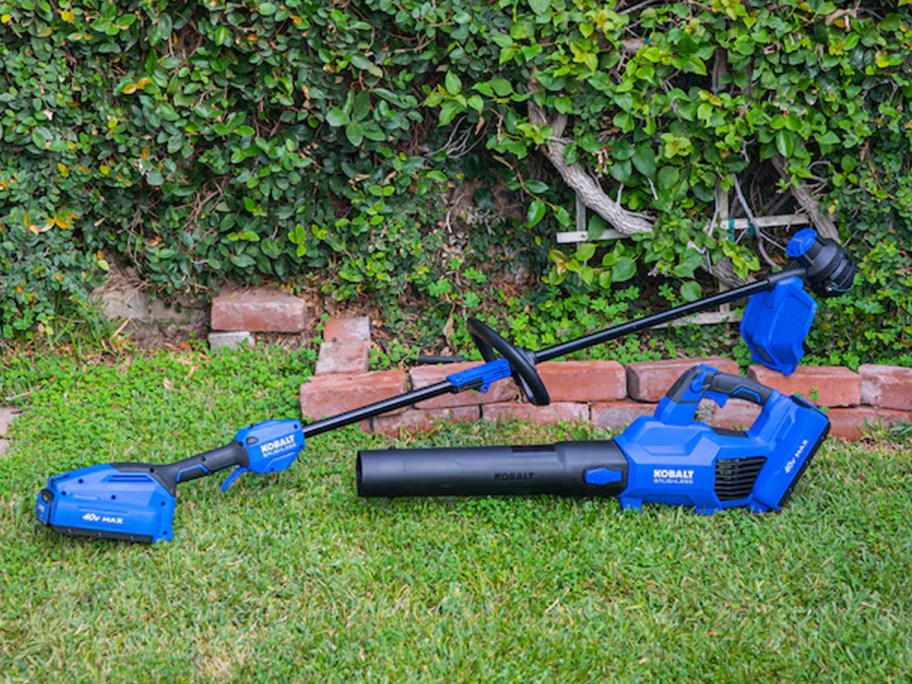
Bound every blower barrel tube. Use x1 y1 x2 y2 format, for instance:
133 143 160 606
357 441 629 498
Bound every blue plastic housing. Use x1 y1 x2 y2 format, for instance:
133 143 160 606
35 464 176 542
221 418 305 490
614 368 829 514
740 276 817 375
445 358 512 393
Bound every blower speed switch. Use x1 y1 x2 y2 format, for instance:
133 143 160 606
584 467 623 486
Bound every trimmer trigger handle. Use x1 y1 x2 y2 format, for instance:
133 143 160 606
221 466 249 492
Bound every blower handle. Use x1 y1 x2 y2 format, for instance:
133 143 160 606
657 365 775 426
113 441 248 497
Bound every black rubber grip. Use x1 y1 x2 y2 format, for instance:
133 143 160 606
707 372 773 405
113 441 248 496
665 367 773 406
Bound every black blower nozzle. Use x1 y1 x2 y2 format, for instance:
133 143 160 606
357 441 628 498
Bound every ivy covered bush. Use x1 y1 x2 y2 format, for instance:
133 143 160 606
1 0 910 362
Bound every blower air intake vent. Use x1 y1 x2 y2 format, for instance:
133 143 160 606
714 456 767 501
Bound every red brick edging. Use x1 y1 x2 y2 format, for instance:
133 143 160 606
299 317 911 442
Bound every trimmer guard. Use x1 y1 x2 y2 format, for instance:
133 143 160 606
740 276 817 376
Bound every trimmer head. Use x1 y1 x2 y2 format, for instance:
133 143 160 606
740 229 857 375
786 228 856 298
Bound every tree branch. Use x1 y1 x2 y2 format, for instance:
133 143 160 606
529 101 743 286
772 155 841 241
528 102 653 235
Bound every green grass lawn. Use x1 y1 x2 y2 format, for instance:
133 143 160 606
1 347 911 682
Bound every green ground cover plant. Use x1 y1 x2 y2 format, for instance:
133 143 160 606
1 346 910 681
1 1 910 365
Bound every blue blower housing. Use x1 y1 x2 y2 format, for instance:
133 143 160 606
614 365 830 514
358 365 830 515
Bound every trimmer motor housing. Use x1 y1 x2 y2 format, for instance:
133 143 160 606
357 366 830 515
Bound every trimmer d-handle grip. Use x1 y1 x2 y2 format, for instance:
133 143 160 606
658 365 775 426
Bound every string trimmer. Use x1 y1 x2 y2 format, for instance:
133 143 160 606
34 229 854 542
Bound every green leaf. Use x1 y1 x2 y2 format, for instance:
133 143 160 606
258 3 277 15
439 101 462 126
632 145 656 178
467 95 484 112
775 130 795 158
527 200 546 228
31 127 52 149
326 109 350 127
346 123 365 146
444 72 462 96
525 179 549 194
609 160 632 183
230 253 256 268
146 169 164 186
350 54 383 78
680 281 702 302
529 0 551 16
490 78 513 97
575 242 596 262
213 26 232 47
612 257 636 283
657 166 680 190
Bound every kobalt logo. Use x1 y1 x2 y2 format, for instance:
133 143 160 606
653 468 695 485
494 472 534 481
784 439 809 474
82 512 124 525
261 435 296 453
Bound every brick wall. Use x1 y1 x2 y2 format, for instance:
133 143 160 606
299 316 912 442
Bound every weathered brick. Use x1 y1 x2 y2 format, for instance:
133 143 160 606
373 406 481 438
859 364 912 411
208 331 255 351
300 370 408 420
590 401 655 431
0 407 21 436
537 361 626 402
708 399 763 430
826 407 910 441
323 316 370 343
211 287 308 332
315 340 370 375
409 362 519 409
626 357 740 402
482 401 589 424
748 365 860 407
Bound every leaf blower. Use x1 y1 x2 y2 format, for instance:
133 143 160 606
33 229 854 542
357 364 829 513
